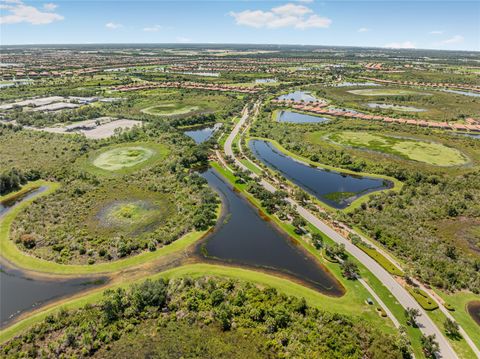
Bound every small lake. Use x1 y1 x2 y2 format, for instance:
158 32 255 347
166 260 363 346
249 140 391 209
197 169 344 296
366 103 426 112
277 110 330 124
277 91 318 103
441 89 480 98
256 79 277 84
336 82 381 87
184 123 221 144
467 301 480 327
457 132 480 140
0 266 105 327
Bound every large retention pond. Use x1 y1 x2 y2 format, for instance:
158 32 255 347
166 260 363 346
249 140 391 209
0 186 105 327
277 110 330 124
197 169 344 296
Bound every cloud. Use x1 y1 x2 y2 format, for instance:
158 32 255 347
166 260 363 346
0 0 63 25
296 0 314 3
230 2 331 29
43 3 57 11
429 30 443 35
384 41 416 49
441 35 464 44
176 36 191 43
358 27 369 33
143 24 162 32
105 22 122 29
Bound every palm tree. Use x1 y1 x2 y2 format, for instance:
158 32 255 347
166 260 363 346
421 334 439 358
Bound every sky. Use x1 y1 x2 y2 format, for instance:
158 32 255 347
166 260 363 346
1 0 479 51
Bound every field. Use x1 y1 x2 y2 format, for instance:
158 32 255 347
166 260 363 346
83 142 169 174
93 146 154 171
141 103 201 116
323 131 468 166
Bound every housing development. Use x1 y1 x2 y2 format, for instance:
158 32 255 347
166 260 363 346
0 1 479 358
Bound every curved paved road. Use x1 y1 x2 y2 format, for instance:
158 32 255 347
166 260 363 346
224 105 459 359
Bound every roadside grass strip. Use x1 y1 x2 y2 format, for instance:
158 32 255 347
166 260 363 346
407 287 439 311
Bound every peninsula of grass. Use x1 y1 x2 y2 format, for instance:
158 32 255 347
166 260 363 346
0 183 221 275
79 142 169 175
322 131 468 166
0 263 401 350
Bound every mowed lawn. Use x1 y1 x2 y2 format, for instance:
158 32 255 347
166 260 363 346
141 103 202 116
320 131 468 166
80 142 169 175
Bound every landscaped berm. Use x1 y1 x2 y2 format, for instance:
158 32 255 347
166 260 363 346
323 131 468 166
84 143 169 173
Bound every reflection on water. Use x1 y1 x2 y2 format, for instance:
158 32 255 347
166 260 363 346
197 169 344 296
249 140 391 209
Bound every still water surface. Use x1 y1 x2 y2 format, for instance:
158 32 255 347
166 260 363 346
249 140 390 209
197 169 344 296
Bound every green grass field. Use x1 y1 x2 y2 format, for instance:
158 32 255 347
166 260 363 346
141 103 201 116
323 131 468 166
93 146 154 171
81 142 169 175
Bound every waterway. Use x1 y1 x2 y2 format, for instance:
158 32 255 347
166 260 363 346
196 169 344 296
249 140 391 209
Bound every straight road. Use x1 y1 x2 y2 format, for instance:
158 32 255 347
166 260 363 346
223 105 459 359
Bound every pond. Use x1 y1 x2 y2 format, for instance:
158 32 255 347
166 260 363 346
277 91 318 103
466 301 480 327
0 265 105 327
249 140 391 209
196 169 344 296
256 79 277 84
277 110 330 124
457 132 480 140
184 123 221 144
366 103 426 112
336 82 381 87
441 89 480 98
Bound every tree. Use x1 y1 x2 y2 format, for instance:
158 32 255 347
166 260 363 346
421 334 439 358
341 259 359 280
292 215 306 234
444 318 460 338
311 232 324 249
404 307 420 327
